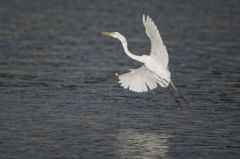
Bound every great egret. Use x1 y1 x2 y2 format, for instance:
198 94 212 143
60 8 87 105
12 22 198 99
102 15 187 104
102 15 177 91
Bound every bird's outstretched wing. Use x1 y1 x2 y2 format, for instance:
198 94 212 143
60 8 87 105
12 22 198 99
143 15 169 68
117 66 167 92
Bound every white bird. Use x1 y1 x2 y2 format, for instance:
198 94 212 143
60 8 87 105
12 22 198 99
102 15 177 93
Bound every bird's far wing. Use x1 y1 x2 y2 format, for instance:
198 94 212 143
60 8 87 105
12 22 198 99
143 15 169 68
117 65 167 93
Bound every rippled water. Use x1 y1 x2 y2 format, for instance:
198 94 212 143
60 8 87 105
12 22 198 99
0 0 239 158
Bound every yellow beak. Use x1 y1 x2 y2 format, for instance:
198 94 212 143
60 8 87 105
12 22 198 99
101 32 114 36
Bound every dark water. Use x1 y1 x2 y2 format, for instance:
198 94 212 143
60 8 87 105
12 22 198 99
0 0 239 158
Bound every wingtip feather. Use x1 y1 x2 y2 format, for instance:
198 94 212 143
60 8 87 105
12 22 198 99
142 14 146 26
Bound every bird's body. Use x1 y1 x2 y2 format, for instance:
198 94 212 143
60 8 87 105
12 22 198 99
102 15 173 93
143 55 171 84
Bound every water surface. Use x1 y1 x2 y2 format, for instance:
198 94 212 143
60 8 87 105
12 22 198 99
0 0 239 158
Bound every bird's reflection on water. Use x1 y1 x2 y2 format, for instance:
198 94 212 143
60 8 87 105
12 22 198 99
115 129 170 159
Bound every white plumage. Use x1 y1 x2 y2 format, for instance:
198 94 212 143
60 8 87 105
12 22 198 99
143 15 169 69
102 15 171 93
117 66 158 92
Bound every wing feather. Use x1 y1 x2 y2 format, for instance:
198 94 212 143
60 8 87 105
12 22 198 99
143 15 169 68
117 65 167 92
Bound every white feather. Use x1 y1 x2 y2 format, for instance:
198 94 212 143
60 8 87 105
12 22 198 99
103 15 172 93
143 15 169 68
117 65 167 92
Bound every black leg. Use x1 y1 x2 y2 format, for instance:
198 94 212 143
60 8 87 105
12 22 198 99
169 80 190 107
168 85 182 107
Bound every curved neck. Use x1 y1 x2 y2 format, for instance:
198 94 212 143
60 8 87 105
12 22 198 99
118 37 144 63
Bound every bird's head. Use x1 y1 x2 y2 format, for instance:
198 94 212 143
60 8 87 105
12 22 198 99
101 32 125 41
